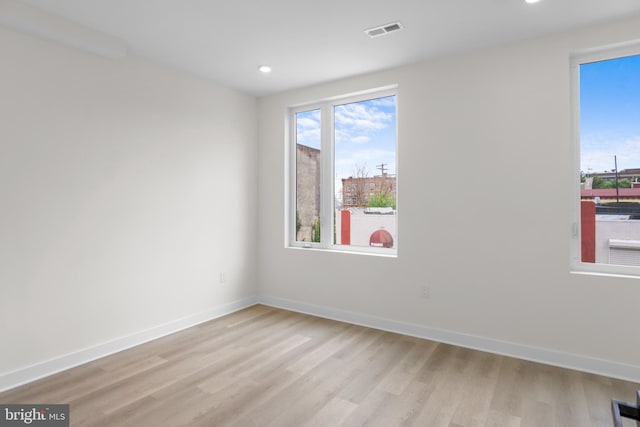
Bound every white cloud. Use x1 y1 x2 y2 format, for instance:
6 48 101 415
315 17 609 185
296 110 321 148
334 103 392 133
296 98 396 198
302 101 392 146
352 148 396 164
297 117 319 129
350 136 370 144
581 135 640 173
297 128 320 147
334 149 395 174
370 97 396 107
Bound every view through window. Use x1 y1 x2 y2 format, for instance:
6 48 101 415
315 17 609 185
578 51 640 270
292 90 397 254
295 109 321 244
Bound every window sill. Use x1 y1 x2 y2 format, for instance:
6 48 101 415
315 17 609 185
570 262 640 280
287 245 397 258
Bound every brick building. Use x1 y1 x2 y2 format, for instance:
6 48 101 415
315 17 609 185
587 168 640 182
342 173 396 208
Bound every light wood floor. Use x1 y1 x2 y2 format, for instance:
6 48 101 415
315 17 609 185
1 305 638 427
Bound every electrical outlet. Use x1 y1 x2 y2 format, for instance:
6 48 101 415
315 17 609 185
220 272 226 284
421 285 430 299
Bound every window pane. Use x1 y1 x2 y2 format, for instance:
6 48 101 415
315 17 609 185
295 109 321 243
334 96 397 248
579 54 640 266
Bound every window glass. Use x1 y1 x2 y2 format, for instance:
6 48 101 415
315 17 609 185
290 89 398 255
334 96 397 249
295 109 321 243
576 51 640 273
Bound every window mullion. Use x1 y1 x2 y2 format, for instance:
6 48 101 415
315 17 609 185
320 104 333 248
289 112 296 246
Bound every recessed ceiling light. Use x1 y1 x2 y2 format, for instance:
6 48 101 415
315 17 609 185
259 65 272 73
525 0 541 3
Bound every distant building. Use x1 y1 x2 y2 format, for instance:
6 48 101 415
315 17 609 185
581 188 640 204
296 144 320 241
588 168 640 182
342 174 396 208
582 167 640 202
296 145 397 240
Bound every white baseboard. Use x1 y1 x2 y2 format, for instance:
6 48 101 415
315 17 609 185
258 295 640 384
4 294 638 393
0 296 259 392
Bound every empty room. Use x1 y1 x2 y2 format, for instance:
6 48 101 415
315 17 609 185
2 0 640 426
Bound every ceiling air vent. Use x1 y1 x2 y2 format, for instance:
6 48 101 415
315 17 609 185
364 22 403 38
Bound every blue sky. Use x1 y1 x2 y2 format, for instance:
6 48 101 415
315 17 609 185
296 96 396 198
580 54 640 174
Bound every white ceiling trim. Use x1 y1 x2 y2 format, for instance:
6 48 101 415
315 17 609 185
0 0 126 60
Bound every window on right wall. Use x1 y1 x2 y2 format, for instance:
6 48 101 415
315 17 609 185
572 45 640 276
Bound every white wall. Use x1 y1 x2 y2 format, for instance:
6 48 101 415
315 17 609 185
0 26 257 377
258 14 640 378
335 211 396 248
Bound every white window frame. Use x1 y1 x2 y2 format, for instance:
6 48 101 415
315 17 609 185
287 86 398 256
570 41 640 278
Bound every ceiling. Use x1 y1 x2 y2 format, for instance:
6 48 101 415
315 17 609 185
12 0 640 96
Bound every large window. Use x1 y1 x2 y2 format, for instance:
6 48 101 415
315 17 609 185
290 88 398 255
572 45 640 276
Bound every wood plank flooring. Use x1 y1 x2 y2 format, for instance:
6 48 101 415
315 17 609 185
1 305 638 426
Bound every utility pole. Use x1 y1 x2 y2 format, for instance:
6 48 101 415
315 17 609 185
376 163 387 175
615 155 620 204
